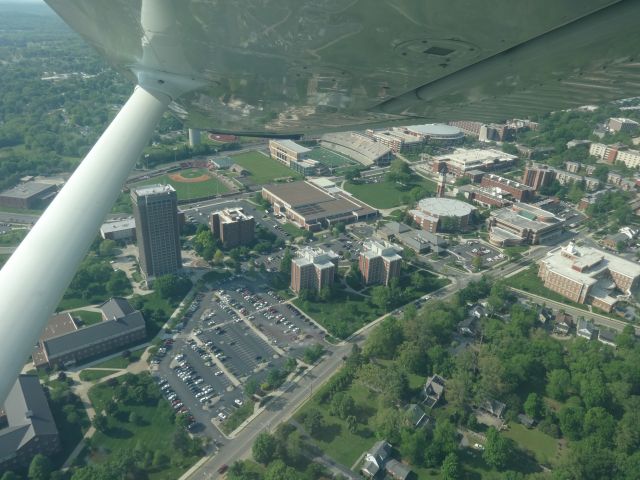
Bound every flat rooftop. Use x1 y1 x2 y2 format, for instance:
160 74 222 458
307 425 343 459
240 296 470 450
362 239 402 260
541 242 640 289
0 182 56 199
100 217 135 233
436 148 517 167
271 139 311 155
132 184 176 197
491 203 559 232
294 246 338 269
264 181 376 222
216 207 253 223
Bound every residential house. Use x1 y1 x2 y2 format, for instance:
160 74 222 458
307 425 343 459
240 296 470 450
458 317 476 336
362 440 392 478
424 374 446 408
602 232 629 251
538 308 554 324
554 312 573 335
518 414 536 429
386 459 412 480
405 404 427 428
576 318 595 340
598 329 617 347
481 399 506 419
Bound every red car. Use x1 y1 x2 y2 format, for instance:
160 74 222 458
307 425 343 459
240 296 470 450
217 464 228 474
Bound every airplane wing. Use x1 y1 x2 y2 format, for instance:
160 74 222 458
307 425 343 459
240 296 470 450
45 0 640 135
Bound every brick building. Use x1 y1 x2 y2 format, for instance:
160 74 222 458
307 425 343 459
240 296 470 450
268 139 311 166
521 165 555 191
0 376 59 472
209 207 255 248
32 298 146 369
538 242 640 312
480 174 535 202
291 247 338 293
358 240 402 286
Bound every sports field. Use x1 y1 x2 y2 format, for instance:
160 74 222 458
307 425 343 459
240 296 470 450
230 151 302 184
345 178 436 209
132 168 229 200
307 147 356 168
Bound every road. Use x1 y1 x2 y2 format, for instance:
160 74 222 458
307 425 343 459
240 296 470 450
186 342 352 479
512 289 640 335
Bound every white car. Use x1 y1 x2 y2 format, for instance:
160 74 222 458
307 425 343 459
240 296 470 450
234 399 244 407
218 412 227 420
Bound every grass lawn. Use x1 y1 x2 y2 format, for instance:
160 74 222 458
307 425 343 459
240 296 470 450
72 309 103 326
90 346 146 369
296 382 381 467
281 222 307 238
503 422 561 466
47 380 90 469
230 151 302 185
294 290 383 339
307 147 355 168
0 254 8 268
0 228 28 246
344 178 436 209
220 400 255 434
508 265 618 319
132 168 229 200
79 369 120 382
88 375 201 479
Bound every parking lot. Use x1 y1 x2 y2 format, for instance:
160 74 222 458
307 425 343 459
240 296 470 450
153 275 327 437
451 240 505 270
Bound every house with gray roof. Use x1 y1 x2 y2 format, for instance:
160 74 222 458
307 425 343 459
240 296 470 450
33 297 146 369
386 459 412 480
362 440 392 478
0 375 59 471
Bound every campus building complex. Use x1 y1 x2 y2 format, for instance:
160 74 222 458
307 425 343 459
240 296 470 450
32 298 147 369
358 240 402 286
590 142 640 169
269 139 311 166
131 184 182 281
291 247 339 293
209 207 255 248
364 128 424 153
0 375 60 472
538 242 640 312
431 148 517 177
410 197 475 233
262 180 377 231
487 203 563 246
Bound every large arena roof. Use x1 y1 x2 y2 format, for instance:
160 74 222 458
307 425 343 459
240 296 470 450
416 197 475 218
405 124 464 138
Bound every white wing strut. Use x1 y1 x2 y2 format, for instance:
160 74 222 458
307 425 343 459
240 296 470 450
0 86 169 403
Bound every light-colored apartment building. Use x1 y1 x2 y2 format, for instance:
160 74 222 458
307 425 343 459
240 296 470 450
268 139 311 166
538 242 640 312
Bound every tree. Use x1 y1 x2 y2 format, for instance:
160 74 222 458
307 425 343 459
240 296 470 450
280 248 293 275
344 167 362 182
28 454 52 480
386 159 412 184
1 472 20 480
303 409 324 437
152 451 169 468
471 255 482 272
92 413 108 433
244 378 259 397
363 316 403 358
558 403 584 440
523 393 543 419
546 369 571 401
213 249 224 264
483 427 511 471
99 239 117 257
441 452 461 480
427 419 459 466
252 431 277 464
264 459 298 480
346 415 358 433
153 274 191 301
